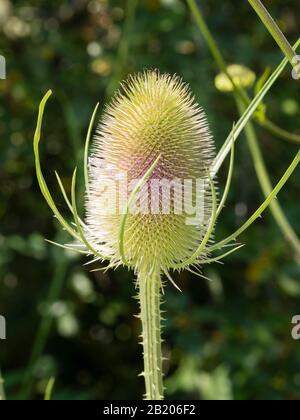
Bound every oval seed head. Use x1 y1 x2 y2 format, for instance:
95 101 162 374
85 70 216 272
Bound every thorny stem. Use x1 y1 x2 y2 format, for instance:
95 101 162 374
138 267 164 400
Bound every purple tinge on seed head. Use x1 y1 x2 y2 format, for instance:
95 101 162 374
85 70 216 272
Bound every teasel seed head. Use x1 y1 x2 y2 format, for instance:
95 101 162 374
85 70 216 273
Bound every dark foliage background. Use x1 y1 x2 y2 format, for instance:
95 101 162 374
0 0 299 400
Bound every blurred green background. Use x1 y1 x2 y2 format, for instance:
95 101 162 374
0 0 300 400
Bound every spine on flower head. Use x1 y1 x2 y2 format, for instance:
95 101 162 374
85 70 216 272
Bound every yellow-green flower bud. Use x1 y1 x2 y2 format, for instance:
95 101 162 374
215 64 256 92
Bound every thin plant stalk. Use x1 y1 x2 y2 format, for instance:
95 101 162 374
105 0 138 99
261 119 300 146
187 0 228 74
187 0 300 145
0 369 6 400
187 0 300 260
236 97 300 262
248 0 299 73
242 88 300 146
209 151 300 253
18 243 68 400
44 377 55 401
211 54 288 176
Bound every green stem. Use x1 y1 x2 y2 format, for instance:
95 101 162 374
261 119 300 145
211 55 288 177
187 0 300 259
18 239 68 399
0 370 6 400
243 89 300 146
106 0 138 99
187 0 227 74
236 97 300 262
209 150 300 253
138 267 164 400
44 377 55 401
248 0 298 74
187 0 300 146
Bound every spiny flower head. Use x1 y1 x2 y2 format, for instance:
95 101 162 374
85 70 216 272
